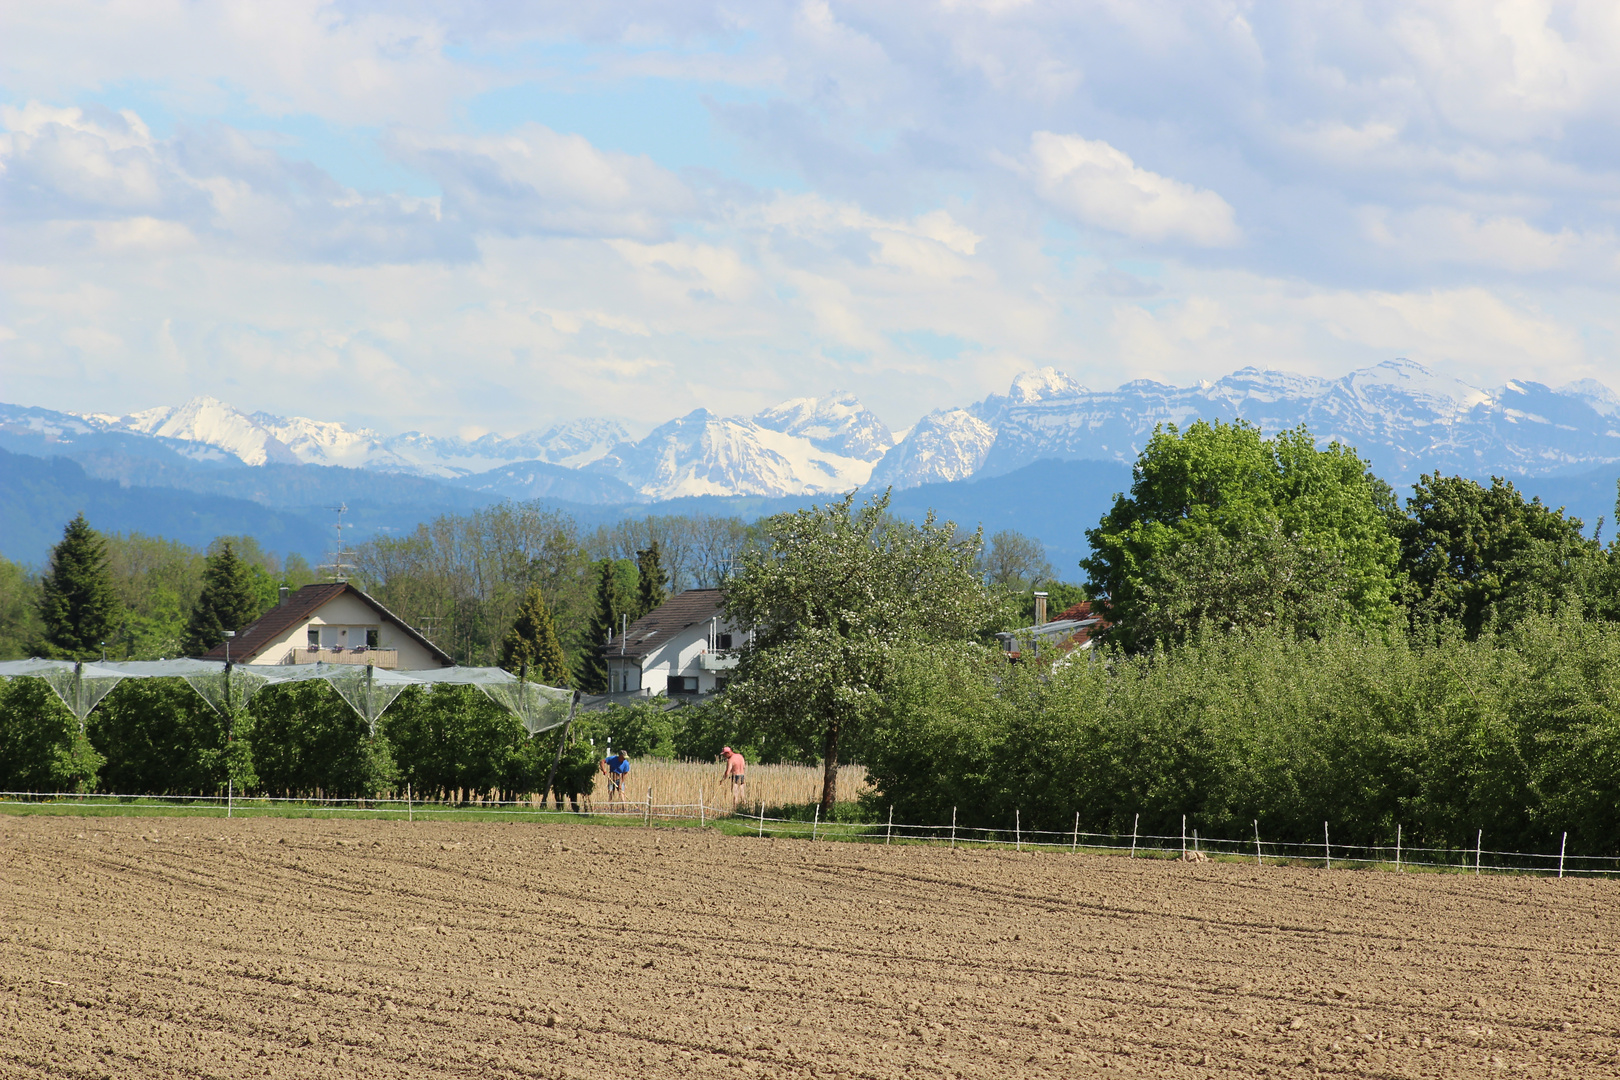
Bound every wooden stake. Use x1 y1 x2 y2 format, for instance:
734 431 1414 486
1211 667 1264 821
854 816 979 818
407 782 412 823
950 806 956 849
1181 814 1187 858
1016 808 1021 852
1253 820 1261 866
645 787 652 827
757 799 763 837
1559 831 1567 878
1072 811 1079 853
698 788 705 827
886 805 893 846
1395 823 1400 871
1476 829 1483 875
227 779 232 819
1131 813 1138 859
1323 821 1331 870
812 804 819 842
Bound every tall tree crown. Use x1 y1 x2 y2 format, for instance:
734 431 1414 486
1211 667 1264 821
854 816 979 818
38 513 119 658
500 585 571 686
182 541 262 657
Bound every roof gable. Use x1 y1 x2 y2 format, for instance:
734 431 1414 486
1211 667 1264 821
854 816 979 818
610 589 725 661
199 582 453 666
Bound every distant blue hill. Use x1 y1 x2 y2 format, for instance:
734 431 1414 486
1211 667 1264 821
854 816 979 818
0 448 324 567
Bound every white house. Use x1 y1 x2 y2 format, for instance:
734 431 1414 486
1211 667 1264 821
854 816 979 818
604 588 740 697
199 582 453 670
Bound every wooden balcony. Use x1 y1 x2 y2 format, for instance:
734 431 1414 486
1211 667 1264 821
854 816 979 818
281 647 398 669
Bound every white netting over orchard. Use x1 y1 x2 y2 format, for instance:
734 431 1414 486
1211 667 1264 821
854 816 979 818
0 659 572 735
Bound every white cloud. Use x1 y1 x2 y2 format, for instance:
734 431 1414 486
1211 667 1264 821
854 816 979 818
385 125 696 240
1024 132 1241 247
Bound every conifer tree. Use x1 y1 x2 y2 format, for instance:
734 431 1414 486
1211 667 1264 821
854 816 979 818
37 513 119 659
500 585 570 686
634 541 669 620
182 541 261 657
579 559 623 693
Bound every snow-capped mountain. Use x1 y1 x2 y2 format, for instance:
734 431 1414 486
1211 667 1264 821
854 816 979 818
754 391 894 461
104 397 303 467
864 359 1620 489
591 408 877 500
867 409 997 489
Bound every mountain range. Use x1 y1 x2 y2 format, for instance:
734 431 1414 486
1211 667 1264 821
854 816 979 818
4 358 1619 567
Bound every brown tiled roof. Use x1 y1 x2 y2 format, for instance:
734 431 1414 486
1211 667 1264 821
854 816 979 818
199 582 454 666
606 589 725 662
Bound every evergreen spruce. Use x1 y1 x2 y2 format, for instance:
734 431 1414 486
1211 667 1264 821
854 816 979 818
634 541 669 620
37 513 119 659
182 542 261 657
579 560 620 693
500 585 570 686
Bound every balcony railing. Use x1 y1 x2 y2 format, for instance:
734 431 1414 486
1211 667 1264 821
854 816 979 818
281 647 398 669
698 651 738 670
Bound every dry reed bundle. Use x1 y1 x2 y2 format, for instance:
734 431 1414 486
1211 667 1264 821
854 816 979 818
599 758 870 816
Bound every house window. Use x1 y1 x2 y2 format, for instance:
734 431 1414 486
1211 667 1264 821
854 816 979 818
307 629 319 649
366 628 379 647
717 633 733 649
713 676 728 693
669 676 699 695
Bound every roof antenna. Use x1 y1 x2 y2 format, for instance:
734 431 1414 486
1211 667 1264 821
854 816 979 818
318 502 355 582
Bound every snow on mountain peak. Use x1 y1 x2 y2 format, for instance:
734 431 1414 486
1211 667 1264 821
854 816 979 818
108 396 299 466
1009 367 1086 404
866 409 996 490
1559 378 1620 417
754 391 894 462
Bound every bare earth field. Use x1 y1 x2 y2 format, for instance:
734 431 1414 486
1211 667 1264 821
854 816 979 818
2 815 1617 1079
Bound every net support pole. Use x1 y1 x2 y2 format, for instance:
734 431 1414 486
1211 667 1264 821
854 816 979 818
542 692 579 811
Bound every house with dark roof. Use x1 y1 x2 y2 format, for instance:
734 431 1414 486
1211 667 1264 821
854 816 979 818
198 582 453 670
604 588 740 697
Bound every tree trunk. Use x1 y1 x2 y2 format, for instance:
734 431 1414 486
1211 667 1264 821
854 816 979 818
819 719 841 817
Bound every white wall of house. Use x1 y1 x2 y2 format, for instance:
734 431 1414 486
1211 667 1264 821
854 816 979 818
606 616 739 697
244 593 445 670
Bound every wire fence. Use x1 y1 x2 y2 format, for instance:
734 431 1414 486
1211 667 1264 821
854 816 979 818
3 790 1614 879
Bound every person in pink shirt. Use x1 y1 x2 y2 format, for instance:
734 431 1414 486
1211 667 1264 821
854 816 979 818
719 746 746 807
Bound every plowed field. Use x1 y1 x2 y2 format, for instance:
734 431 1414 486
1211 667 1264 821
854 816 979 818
2 815 1617 1078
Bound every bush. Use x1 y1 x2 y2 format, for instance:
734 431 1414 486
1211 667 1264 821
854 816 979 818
0 677 103 792
92 679 236 796
249 681 396 798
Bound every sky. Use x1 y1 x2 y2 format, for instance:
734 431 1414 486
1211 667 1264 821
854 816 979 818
3 1 1619 438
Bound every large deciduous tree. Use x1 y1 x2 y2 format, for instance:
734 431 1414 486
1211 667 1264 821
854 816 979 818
1083 421 1399 650
1396 473 1606 636
182 541 261 657
722 491 997 815
499 585 571 686
38 513 120 659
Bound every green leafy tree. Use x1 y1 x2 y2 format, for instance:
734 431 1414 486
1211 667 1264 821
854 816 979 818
0 556 43 661
723 490 998 814
579 558 637 693
37 514 120 659
1083 421 1399 650
977 529 1053 590
499 585 570 686
0 676 105 792
1396 473 1606 637
634 541 669 619
182 541 262 657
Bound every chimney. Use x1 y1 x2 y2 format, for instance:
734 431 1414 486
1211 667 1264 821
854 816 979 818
278 585 290 607
1033 591 1048 627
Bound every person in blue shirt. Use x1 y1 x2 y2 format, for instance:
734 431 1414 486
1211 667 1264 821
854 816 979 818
601 749 630 804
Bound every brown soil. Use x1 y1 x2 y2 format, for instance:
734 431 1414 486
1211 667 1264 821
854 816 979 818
2 815 1616 1078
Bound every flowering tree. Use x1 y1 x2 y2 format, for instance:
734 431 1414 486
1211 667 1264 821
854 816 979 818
722 491 997 815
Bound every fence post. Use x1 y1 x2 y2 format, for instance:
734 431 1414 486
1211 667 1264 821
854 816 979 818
227 779 232 819
757 799 763 837
1181 815 1187 858
950 806 956 849
1016 809 1021 852
1395 823 1400 871
1559 831 1567 878
1323 821 1331 870
1072 812 1079 853
645 787 652 827
407 782 412 823
1131 813 1138 859
699 788 705 827
886 805 894 846
1476 829 1483 875
812 804 819 842
1253 820 1261 867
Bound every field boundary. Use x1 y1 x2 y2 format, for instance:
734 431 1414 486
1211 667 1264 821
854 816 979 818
3 789 1614 879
